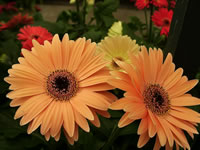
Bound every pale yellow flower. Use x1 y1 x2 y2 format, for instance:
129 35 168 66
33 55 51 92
108 21 123 37
87 0 95 5
97 35 140 70
69 0 76 4
69 0 95 5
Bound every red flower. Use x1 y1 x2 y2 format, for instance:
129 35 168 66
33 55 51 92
135 0 149 9
152 8 173 36
152 8 173 27
17 25 53 51
0 13 33 31
34 5 41 11
0 5 3 14
0 2 18 14
152 0 168 7
3 2 18 12
160 26 169 36
170 0 176 8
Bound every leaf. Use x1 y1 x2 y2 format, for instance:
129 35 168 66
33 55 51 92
33 12 44 21
56 11 71 23
0 63 10 94
82 27 105 42
94 0 119 27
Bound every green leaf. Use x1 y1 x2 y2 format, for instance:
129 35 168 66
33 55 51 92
56 11 71 23
0 38 21 64
33 12 44 21
0 63 9 94
82 27 104 42
94 0 119 27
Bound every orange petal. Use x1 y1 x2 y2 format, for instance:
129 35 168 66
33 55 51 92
51 34 62 69
77 54 107 81
169 108 200 122
7 87 45 99
89 108 100 127
10 97 28 107
40 101 56 135
21 49 49 76
73 108 90 132
61 34 70 68
171 95 200 106
118 112 134 128
79 90 110 111
70 98 94 120
165 115 198 134
63 101 75 137
32 40 55 71
109 97 137 110
163 68 183 90
14 94 47 119
27 111 43 134
95 109 110 118
156 120 167 146
157 117 174 147
54 131 61 141
84 83 114 91
137 131 150 148
168 80 198 98
147 116 157 138
50 101 63 137
20 96 52 125
124 101 144 112
44 130 50 141
64 130 74 145
137 117 148 135
68 38 86 72
156 53 173 84
128 104 147 119
153 136 161 150
108 78 135 92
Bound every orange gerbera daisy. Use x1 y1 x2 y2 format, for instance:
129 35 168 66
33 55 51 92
5 34 116 144
109 46 200 149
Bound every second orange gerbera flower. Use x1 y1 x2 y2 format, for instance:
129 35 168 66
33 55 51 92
5 34 116 144
109 46 200 149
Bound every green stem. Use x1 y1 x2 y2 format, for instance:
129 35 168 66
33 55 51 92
76 0 81 24
101 124 120 150
82 0 87 25
149 4 154 42
144 7 148 34
76 0 80 13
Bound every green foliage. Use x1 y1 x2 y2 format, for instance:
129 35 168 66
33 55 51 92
94 0 119 28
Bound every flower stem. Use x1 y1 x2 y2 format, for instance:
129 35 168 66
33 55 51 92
82 0 87 25
76 0 80 13
149 4 154 42
101 124 120 150
76 0 81 24
144 7 148 34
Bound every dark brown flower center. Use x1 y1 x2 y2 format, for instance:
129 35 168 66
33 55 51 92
111 57 123 69
31 34 39 39
163 19 170 26
46 70 78 101
143 84 170 115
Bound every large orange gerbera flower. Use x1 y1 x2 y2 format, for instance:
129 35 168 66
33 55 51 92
5 34 116 144
109 46 200 149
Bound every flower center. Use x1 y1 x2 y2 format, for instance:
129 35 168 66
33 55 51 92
163 19 170 26
31 34 39 39
143 84 170 115
46 70 78 101
111 57 123 69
